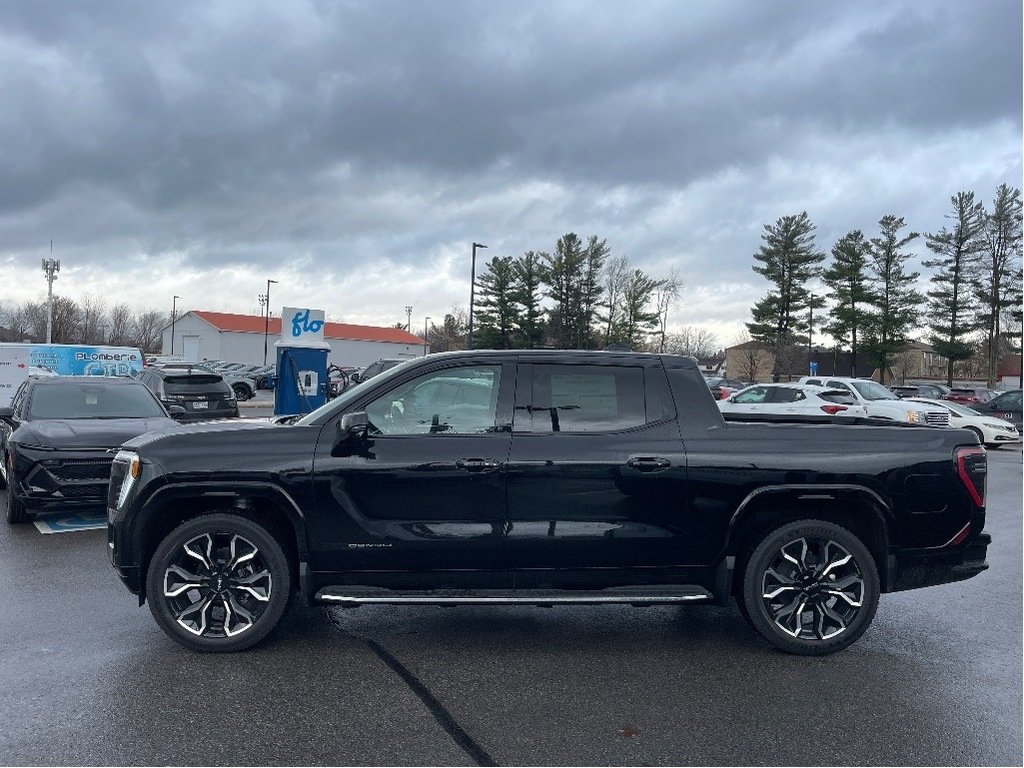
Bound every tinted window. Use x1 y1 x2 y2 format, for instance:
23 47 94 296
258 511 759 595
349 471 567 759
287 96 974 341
990 391 1021 410
819 390 857 405
364 366 500 435
27 382 165 419
529 365 644 432
164 374 225 392
769 387 802 403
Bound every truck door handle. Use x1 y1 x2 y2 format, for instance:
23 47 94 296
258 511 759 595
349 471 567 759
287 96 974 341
627 456 671 473
456 458 501 473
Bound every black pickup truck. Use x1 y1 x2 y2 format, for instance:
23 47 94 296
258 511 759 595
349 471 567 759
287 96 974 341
107 351 990 655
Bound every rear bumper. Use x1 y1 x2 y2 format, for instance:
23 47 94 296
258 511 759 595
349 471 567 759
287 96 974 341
890 532 991 592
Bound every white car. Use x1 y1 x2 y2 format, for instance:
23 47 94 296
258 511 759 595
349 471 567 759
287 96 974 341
718 383 868 417
799 376 949 426
907 397 1022 448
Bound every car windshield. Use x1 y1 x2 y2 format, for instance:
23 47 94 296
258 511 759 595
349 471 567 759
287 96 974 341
28 382 165 419
940 401 983 417
850 380 898 401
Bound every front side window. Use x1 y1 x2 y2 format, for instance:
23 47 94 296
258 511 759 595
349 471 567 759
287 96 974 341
363 366 501 435
527 365 645 432
991 390 1021 410
733 387 769 404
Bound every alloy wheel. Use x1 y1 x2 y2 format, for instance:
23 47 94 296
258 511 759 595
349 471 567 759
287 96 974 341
162 532 272 638
760 536 865 641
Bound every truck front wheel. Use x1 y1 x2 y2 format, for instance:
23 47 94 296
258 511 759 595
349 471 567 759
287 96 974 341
739 519 879 655
146 513 292 652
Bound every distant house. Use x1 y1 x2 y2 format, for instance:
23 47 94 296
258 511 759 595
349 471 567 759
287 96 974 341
725 340 884 383
997 353 1022 389
161 310 428 367
695 357 725 375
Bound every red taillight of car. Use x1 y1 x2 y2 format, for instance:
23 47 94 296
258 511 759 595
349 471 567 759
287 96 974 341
820 405 848 415
955 445 987 508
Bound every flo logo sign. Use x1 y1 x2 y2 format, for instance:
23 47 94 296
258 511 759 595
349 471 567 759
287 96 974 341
282 307 326 343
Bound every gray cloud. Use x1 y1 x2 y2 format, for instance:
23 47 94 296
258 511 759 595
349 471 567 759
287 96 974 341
0 0 1019 340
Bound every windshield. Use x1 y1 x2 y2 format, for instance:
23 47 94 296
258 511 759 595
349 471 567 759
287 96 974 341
28 381 166 419
940 401 982 417
850 380 898 401
294 357 420 425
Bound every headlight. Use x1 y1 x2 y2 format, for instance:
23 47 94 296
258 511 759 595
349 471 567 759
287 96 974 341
114 450 141 509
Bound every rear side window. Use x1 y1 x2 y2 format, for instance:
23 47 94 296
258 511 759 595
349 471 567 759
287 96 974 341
769 387 803 403
529 365 645 432
819 390 857 405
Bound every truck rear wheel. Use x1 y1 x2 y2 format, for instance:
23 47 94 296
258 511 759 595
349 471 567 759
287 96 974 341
740 519 879 655
146 513 292 652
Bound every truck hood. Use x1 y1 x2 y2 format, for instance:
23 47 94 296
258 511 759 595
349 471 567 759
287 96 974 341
17 416 178 450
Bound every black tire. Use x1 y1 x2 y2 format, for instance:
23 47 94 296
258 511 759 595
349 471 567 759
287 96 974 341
5 478 30 524
146 513 292 652
232 383 253 402
740 519 879 656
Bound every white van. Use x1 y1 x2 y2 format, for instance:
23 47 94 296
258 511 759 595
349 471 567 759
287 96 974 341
0 343 145 407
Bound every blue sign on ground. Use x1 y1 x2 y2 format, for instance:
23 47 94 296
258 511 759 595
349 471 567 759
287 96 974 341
33 513 107 534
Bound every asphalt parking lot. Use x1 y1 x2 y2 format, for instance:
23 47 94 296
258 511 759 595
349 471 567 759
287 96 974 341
0 447 1020 766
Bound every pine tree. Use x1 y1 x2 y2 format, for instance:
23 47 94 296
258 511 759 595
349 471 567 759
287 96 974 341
863 215 922 384
542 233 607 349
746 212 824 380
615 269 664 348
821 230 874 376
474 256 518 349
511 251 546 348
976 184 1023 386
924 192 986 385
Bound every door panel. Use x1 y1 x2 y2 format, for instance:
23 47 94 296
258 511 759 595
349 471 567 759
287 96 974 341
506 362 690 587
310 363 512 587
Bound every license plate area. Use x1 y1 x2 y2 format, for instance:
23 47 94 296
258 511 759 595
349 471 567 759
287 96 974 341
192 401 209 410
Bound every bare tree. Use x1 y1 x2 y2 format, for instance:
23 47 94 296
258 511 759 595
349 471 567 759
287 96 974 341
132 310 167 352
79 294 108 344
655 268 683 353
108 303 134 345
600 255 630 344
50 296 82 343
662 326 718 359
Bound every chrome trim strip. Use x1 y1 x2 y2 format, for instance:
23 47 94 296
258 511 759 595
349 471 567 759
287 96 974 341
316 593 710 605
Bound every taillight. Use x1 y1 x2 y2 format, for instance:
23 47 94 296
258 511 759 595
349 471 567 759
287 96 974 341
955 446 987 508
820 404 848 415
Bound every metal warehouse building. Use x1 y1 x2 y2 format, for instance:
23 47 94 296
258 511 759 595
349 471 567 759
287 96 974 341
161 310 428 367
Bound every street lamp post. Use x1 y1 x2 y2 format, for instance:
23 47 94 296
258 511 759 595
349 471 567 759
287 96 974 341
42 247 60 344
423 316 431 356
405 305 413 332
467 242 487 349
170 295 180 355
262 279 278 366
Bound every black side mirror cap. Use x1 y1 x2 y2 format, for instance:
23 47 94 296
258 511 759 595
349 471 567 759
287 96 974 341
0 406 14 422
167 405 187 419
340 411 368 436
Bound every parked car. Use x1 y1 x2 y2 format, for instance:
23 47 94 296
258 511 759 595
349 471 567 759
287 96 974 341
153 362 258 403
942 387 998 405
891 382 951 399
968 389 1022 431
136 367 239 421
108 351 989 656
719 383 867 418
906 397 1021 448
704 376 747 400
0 376 177 523
799 376 949 425
352 357 409 384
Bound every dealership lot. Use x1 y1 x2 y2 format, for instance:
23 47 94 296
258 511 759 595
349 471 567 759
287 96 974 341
0 448 1020 766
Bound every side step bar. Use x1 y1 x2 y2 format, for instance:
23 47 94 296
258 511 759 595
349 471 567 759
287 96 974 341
315 585 713 606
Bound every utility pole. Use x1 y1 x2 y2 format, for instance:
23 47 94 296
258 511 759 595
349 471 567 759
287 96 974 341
42 243 60 344
423 316 431 356
467 242 487 348
405 305 413 332
170 295 180 355
807 295 814 375
261 279 278 366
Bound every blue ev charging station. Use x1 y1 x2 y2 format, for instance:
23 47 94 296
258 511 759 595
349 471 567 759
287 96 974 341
274 307 331 416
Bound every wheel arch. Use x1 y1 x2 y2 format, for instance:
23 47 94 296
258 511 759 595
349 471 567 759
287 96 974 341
725 484 897 594
130 482 308 605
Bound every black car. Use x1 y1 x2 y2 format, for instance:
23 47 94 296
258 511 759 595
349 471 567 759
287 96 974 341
0 376 177 523
969 389 1022 430
137 366 239 421
352 357 409 384
108 350 989 656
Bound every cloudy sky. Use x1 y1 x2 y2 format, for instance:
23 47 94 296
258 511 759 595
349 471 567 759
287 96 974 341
1 0 1020 345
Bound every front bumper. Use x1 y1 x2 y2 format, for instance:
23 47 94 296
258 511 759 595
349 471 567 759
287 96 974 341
890 532 991 592
11 450 114 511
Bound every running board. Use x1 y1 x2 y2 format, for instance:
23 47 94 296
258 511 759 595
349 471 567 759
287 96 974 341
315 585 713 606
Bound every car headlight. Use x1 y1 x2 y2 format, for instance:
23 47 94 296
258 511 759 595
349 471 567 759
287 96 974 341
114 450 141 509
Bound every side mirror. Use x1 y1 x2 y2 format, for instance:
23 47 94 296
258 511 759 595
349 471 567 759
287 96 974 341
334 412 369 456
0 406 14 423
167 405 187 420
